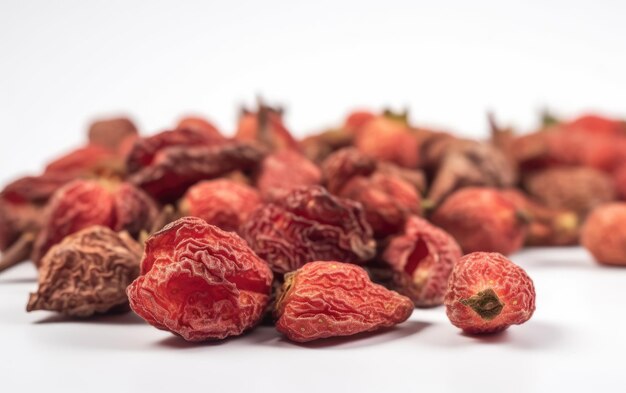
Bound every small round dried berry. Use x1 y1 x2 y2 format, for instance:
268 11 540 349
383 216 461 307
256 150 322 201
320 147 377 194
127 217 273 341
88 117 138 151
339 172 422 238
524 167 616 217
444 252 536 334
235 103 299 152
354 116 420 168
240 186 376 274
180 179 261 233
27 226 142 317
581 203 626 266
32 179 158 264
275 261 414 342
431 187 527 255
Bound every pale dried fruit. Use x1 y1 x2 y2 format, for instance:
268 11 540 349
27 226 142 317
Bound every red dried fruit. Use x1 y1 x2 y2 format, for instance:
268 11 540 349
581 203 626 266
321 147 377 194
235 102 299 152
444 252 536 334
127 217 273 341
524 167 616 217
1 172 75 205
88 117 138 152
180 179 261 233
176 116 222 139
45 144 123 177
27 226 142 317
32 179 158 264
382 216 461 307
344 110 375 133
256 150 322 201
354 115 420 168
500 189 579 246
431 187 527 255
125 127 225 174
241 186 376 274
339 172 422 238
274 261 414 342
128 141 266 202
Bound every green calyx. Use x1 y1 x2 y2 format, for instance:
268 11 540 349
460 288 504 321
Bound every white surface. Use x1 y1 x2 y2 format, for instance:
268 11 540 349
2 1 626 392
1 248 625 392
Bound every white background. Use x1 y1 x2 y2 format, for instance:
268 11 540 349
1 1 626 392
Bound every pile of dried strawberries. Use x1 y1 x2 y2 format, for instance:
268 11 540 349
3 103 626 343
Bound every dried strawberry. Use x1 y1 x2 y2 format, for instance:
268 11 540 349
256 150 322 201
581 203 626 266
274 261 414 342
127 217 273 341
180 179 261 233
444 252 536 334
524 167 616 217
382 216 461 307
241 186 376 274
431 187 527 255
27 226 142 317
32 179 158 264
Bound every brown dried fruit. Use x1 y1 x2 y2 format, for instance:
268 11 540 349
300 128 354 163
88 117 138 151
128 141 266 202
256 150 322 201
1 172 75 205
524 167 616 217
427 141 517 206
180 179 261 233
240 186 376 274
27 226 142 317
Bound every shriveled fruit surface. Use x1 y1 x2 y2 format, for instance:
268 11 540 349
181 179 261 233
444 252 536 334
383 216 461 307
27 226 142 317
275 261 414 342
431 187 527 255
256 150 321 201
127 217 273 341
241 186 376 274
581 203 626 266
